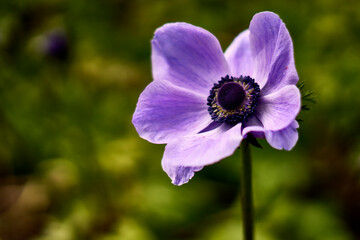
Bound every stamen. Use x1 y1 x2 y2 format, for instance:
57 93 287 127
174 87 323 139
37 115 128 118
206 75 260 125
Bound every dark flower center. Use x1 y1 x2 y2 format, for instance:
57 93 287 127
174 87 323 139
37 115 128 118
217 82 245 110
206 75 260 124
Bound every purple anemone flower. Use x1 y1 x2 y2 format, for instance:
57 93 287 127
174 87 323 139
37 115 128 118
133 11 301 185
44 29 69 60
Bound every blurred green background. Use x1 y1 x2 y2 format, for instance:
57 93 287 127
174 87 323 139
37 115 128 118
0 0 360 239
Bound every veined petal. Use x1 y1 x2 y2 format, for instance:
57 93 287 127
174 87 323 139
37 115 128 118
132 80 209 144
162 165 203 186
162 124 242 185
249 11 298 94
152 22 230 96
241 115 264 137
224 30 254 77
255 85 301 131
265 120 299 150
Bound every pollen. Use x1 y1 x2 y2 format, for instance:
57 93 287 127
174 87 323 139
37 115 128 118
207 75 260 124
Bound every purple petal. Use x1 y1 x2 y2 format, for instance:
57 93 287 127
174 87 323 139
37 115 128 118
162 124 243 185
242 115 264 137
162 165 203 186
198 121 223 133
132 81 209 144
224 30 254 77
152 22 230 96
249 11 298 94
242 117 299 150
255 85 301 131
265 120 299 150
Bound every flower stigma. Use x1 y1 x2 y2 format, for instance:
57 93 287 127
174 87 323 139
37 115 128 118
207 75 260 125
217 82 245 110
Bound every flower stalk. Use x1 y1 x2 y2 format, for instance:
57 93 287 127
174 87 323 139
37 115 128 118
241 139 254 240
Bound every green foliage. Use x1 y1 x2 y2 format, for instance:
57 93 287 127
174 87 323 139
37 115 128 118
298 81 316 112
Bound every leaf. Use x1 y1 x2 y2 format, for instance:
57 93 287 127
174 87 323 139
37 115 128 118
247 134 263 149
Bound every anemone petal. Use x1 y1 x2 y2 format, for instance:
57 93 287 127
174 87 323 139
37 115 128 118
152 22 230 96
133 80 209 144
162 124 242 185
249 11 298 94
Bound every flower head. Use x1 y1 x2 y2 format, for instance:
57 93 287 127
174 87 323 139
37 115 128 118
44 29 69 60
133 11 301 185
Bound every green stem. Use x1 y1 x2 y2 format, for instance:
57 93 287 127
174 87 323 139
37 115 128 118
241 139 254 240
